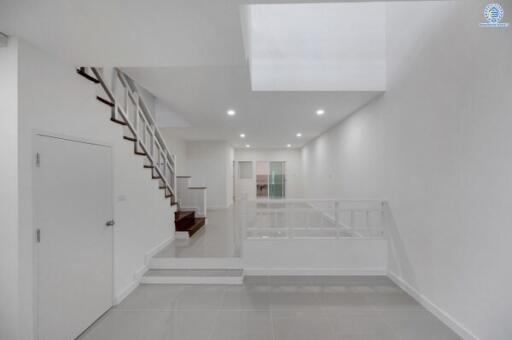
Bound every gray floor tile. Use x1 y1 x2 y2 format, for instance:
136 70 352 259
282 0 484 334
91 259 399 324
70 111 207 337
221 286 271 310
272 310 336 340
174 285 225 310
366 290 424 311
115 284 183 310
210 311 273 340
79 310 173 340
381 310 461 340
325 309 395 339
269 285 325 310
79 279 461 340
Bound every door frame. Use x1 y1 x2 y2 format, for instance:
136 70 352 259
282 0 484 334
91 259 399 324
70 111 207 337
32 130 115 339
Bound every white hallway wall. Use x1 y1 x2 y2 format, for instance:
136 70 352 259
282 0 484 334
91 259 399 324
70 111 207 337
234 148 303 200
0 38 19 340
160 129 187 175
13 39 174 339
185 141 234 208
301 1 512 339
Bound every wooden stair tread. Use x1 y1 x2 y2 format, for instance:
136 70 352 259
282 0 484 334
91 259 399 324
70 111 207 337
186 217 206 237
97 96 115 107
76 68 100 83
175 211 195 221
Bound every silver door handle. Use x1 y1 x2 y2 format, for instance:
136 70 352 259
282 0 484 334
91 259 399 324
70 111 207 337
105 220 115 227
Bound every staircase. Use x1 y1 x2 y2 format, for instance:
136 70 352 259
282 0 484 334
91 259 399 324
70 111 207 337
175 210 206 238
76 67 205 236
78 67 231 284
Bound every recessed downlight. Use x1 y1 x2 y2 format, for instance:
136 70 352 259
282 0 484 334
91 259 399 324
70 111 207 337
316 109 325 116
227 109 236 116
286 144 292 148
245 144 251 148
296 132 302 138
240 133 246 138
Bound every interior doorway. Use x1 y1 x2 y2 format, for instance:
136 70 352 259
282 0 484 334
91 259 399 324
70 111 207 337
34 134 114 340
256 161 286 199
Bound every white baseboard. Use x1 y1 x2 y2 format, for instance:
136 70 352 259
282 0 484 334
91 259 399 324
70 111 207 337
244 268 387 276
387 271 479 340
114 264 147 305
114 236 174 305
144 236 174 264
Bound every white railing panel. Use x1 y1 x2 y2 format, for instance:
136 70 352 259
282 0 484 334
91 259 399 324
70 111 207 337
240 199 385 240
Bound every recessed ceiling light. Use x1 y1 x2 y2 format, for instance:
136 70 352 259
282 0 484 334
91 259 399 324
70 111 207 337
286 144 292 148
245 144 251 148
316 109 325 116
227 109 236 116
240 133 246 138
296 132 302 138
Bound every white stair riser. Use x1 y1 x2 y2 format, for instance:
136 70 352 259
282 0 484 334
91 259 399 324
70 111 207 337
150 257 243 270
141 276 243 285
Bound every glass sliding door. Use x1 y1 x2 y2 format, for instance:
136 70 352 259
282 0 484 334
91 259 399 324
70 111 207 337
269 161 285 199
256 161 269 198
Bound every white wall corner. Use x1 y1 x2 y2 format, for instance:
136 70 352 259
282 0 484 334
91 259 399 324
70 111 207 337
387 271 480 340
114 236 174 305
0 33 8 47
144 236 174 265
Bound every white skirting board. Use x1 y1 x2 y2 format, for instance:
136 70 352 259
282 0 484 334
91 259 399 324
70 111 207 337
387 271 479 340
113 236 174 305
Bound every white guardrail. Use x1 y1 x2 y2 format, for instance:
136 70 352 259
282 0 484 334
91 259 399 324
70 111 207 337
240 199 386 239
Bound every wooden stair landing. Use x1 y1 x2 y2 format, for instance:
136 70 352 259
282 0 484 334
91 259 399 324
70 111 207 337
175 210 205 237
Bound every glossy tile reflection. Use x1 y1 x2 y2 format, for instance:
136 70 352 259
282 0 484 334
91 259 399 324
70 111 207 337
79 276 461 340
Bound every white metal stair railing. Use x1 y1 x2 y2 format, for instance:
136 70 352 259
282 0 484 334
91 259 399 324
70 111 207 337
240 199 386 239
89 67 177 199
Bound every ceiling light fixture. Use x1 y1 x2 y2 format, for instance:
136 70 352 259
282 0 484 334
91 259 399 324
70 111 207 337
296 132 302 138
286 144 292 148
240 133 246 138
245 144 251 148
316 109 325 116
227 109 236 116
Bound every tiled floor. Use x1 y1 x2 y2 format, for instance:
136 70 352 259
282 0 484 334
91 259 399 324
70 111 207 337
79 276 461 340
155 206 241 258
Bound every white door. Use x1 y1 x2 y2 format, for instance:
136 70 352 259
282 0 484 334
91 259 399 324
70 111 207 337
34 135 113 340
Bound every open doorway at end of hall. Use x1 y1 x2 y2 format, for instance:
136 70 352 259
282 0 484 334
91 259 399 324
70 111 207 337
256 161 285 199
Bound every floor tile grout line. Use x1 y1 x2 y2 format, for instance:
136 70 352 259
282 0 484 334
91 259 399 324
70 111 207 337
206 289 227 340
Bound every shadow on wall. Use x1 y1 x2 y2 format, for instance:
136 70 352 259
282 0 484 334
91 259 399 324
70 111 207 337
384 202 416 288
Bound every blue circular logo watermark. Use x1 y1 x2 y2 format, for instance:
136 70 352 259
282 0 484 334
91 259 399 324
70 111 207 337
480 3 509 27
484 3 504 23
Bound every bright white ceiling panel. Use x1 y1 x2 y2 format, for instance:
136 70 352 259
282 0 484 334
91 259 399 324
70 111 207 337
244 2 386 91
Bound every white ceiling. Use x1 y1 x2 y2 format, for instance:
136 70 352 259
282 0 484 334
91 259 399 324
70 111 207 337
1 0 386 148
244 2 386 91
124 66 381 148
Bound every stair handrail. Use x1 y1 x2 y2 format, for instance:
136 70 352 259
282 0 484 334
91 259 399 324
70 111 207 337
90 67 177 199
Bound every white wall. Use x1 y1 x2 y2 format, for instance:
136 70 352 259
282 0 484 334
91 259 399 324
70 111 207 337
234 148 303 200
0 37 19 340
185 141 233 209
301 1 512 339
14 39 174 339
160 129 187 175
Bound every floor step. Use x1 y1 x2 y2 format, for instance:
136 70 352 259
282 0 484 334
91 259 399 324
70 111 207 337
141 269 243 284
149 257 243 270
